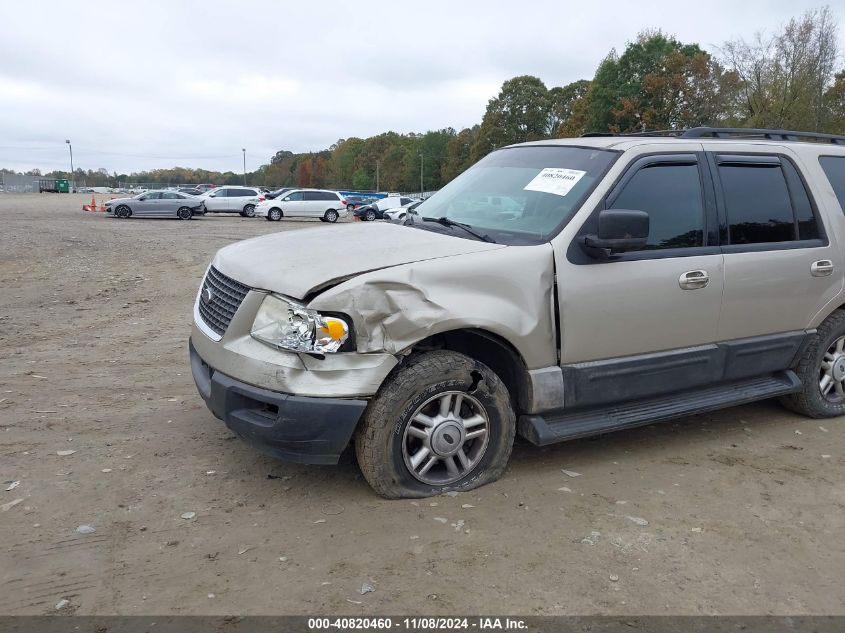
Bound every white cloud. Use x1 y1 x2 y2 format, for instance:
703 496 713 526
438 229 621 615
0 0 839 173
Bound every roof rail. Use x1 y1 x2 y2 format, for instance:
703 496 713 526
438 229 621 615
582 127 845 144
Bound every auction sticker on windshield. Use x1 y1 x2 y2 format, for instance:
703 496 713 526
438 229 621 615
523 167 586 197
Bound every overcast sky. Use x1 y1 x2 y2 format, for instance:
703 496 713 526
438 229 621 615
1 0 842 174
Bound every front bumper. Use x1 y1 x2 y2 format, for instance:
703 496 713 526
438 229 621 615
190 341 366 464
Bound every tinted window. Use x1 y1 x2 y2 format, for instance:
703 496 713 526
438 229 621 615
819 156 845 213
304 191 337 201
212 189 228 197
230 189 252 197
719 163 797 244
144 192 161 200
162 192 181 199
611 162 704 249
284 192 304 201
400 197 412 205
782 160 819 240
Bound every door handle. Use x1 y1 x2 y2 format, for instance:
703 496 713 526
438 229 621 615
811 259 834 277
679 269 709 290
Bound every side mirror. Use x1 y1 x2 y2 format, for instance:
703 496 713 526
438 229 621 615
583 209 649 258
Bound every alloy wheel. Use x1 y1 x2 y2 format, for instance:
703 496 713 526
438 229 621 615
820 335 845 401
402 391 490 485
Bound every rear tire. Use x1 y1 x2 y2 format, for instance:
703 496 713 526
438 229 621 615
365 209 376 222
355 351 515 499
243 204 256 217
324 209 339 223
781 309 845 418
268 208 282 221
177 207 192 220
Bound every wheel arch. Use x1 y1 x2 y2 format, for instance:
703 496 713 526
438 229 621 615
405 328 532 413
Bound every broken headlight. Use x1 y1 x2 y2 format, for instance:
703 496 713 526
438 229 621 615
251 294 350 354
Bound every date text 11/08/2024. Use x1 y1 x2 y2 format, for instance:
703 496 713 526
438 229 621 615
307 617 528 630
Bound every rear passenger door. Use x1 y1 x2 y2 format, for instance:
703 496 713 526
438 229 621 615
305 191 339 216
709 151 841 342
160 191 182 215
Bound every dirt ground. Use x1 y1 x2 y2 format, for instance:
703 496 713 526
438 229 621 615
0 192 843 616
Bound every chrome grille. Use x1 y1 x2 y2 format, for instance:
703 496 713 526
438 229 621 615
197 266 250 336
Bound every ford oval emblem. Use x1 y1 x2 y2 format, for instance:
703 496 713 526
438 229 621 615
202 287 214 305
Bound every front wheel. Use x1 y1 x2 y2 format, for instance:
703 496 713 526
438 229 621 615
781 309 845 418
243 204 256 217
177 207 193 220
355 351 515 498
115 205 131 219
324 209 339 223
365 209 376 222
347 204 354 212
268 208 282 221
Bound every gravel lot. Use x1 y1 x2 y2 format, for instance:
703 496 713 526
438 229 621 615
1 192 843 616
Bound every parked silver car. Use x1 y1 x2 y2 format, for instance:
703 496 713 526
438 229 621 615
191 126 845 498
105 191 203 219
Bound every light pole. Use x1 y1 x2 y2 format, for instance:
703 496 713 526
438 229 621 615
375 160 380 192
242 148 246 185
419 153 424 195
65 140 74 191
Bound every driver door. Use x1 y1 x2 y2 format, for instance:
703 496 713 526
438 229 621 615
205 189 229 212
136 191 161 216
555 150 725 407
280 191 306 216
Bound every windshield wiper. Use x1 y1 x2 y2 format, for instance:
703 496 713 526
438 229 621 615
421 217 497 243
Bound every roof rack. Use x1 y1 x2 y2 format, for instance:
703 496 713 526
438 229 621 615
582 127 845 145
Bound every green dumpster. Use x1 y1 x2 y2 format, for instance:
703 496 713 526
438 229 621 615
56 179 69 193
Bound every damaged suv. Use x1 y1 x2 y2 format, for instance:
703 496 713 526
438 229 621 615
190 128 845 498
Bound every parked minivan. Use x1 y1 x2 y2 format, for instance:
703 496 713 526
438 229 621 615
254 189 348 222
201 186 264 217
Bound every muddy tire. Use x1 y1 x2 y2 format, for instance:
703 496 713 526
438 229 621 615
781 309 845 418
355 350 515 499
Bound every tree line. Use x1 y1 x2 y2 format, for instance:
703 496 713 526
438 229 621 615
11 6 845 191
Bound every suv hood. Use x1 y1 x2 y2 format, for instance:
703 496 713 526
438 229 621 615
211 222 505 299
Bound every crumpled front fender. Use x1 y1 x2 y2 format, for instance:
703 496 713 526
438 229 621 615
309 243 557 370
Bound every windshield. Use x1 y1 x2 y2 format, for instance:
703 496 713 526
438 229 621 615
411 145 619 244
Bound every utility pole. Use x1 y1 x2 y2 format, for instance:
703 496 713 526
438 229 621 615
419 153 424 195
242 149 246 185
376 160 380 192
65 140 74 191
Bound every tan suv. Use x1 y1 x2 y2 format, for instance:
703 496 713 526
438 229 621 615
189 127 845 498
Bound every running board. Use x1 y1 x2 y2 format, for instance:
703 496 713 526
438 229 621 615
518 371 801 446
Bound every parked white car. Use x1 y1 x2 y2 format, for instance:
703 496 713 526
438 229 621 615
384 200 423 222
254 189 349 223
200 186 265 217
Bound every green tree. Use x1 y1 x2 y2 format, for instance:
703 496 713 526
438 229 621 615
587 31 733 133
720 6 839 130
471 75 551 161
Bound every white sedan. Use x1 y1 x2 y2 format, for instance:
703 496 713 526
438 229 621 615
383 200 423 222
